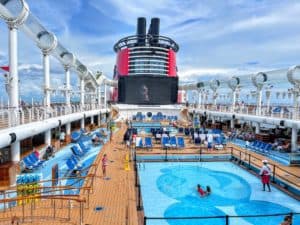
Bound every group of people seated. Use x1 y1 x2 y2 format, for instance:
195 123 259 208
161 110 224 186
91 133 105 146
272 138 291 152
197 184 211 197
228 129 256 142
43 145 55 160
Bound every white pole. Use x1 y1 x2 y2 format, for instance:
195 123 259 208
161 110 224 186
104 84 107 109
98 86 101 108
43 53 51 108
8 27 19 120
65 66 71 107
232 90 236 113
293 90 299 120
291 126 298 152
80 78 85 108
8 25 20 162
198 90 201 109
257 89 262 116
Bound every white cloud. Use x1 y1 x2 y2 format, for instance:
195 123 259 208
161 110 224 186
89 0 213 28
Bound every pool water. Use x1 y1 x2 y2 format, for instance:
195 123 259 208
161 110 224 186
138 162 300 225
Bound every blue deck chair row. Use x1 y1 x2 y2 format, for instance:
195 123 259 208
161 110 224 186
71 142 90 157
22 153 45 170
66 155 83 172
249 141 272 154
136 137 153 150
162 136 185 149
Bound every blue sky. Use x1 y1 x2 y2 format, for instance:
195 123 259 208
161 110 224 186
0 0 300 102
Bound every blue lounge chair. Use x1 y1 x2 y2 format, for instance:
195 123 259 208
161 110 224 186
136 137 144 149
78 141 90 153
28 153 44 167
144 137 153 150
194 137 201 145
162 137 170 149
262 144 272 154
71 145 85 157
170 136 177 148
71 131 81 142
184 128 190 136
177 137 185 148
66 159 82 172
22 157 39 170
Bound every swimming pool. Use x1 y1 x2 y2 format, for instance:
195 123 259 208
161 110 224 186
138 162 300 225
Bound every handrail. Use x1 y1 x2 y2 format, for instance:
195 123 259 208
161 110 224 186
229 146 300 189
0 103 108 130
144 212 300 225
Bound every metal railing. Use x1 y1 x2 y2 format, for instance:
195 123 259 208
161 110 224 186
144 212 300 225
0 194 85 225
191 104 300 120
0 163 98 224
229 147 300 190
0 103 105 130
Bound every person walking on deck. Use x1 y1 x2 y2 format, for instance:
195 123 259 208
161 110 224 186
102 154 109 179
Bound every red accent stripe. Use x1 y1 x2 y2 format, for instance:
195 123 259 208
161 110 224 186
116 49 129 76
168 50 176 77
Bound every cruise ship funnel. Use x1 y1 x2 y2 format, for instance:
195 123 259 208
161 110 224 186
137 17 146 46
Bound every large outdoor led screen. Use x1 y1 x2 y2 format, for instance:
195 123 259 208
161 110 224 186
118 75 178 105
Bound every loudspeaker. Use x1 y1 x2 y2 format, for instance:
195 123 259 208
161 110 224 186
280 120 285 126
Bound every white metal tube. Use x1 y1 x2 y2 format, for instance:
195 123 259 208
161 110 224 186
293 91 299 120
198 90 202 109
8 26 20 161
0 109 108 149
91 115 94 124
230 119 234 129
11 142 20 162
98 114 101 126
65 66 71 107
255 122 260 134
257 90 262 116
80 78 85 107
8 26 19 126
80 118 85 129
66 122 71 135
43 53 51 107
104 84 107 108
231 90 236 113
8 27 19 109
291 126 298 152
44 129 51 146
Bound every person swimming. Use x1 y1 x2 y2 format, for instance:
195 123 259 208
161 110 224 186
197 184 211 197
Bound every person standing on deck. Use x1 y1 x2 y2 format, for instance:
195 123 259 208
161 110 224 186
109 121 113 143
102 154 108 179
259 160 272 192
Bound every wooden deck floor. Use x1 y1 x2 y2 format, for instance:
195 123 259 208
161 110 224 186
1 125 299 224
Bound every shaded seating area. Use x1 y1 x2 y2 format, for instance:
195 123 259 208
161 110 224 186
231 138 290 165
